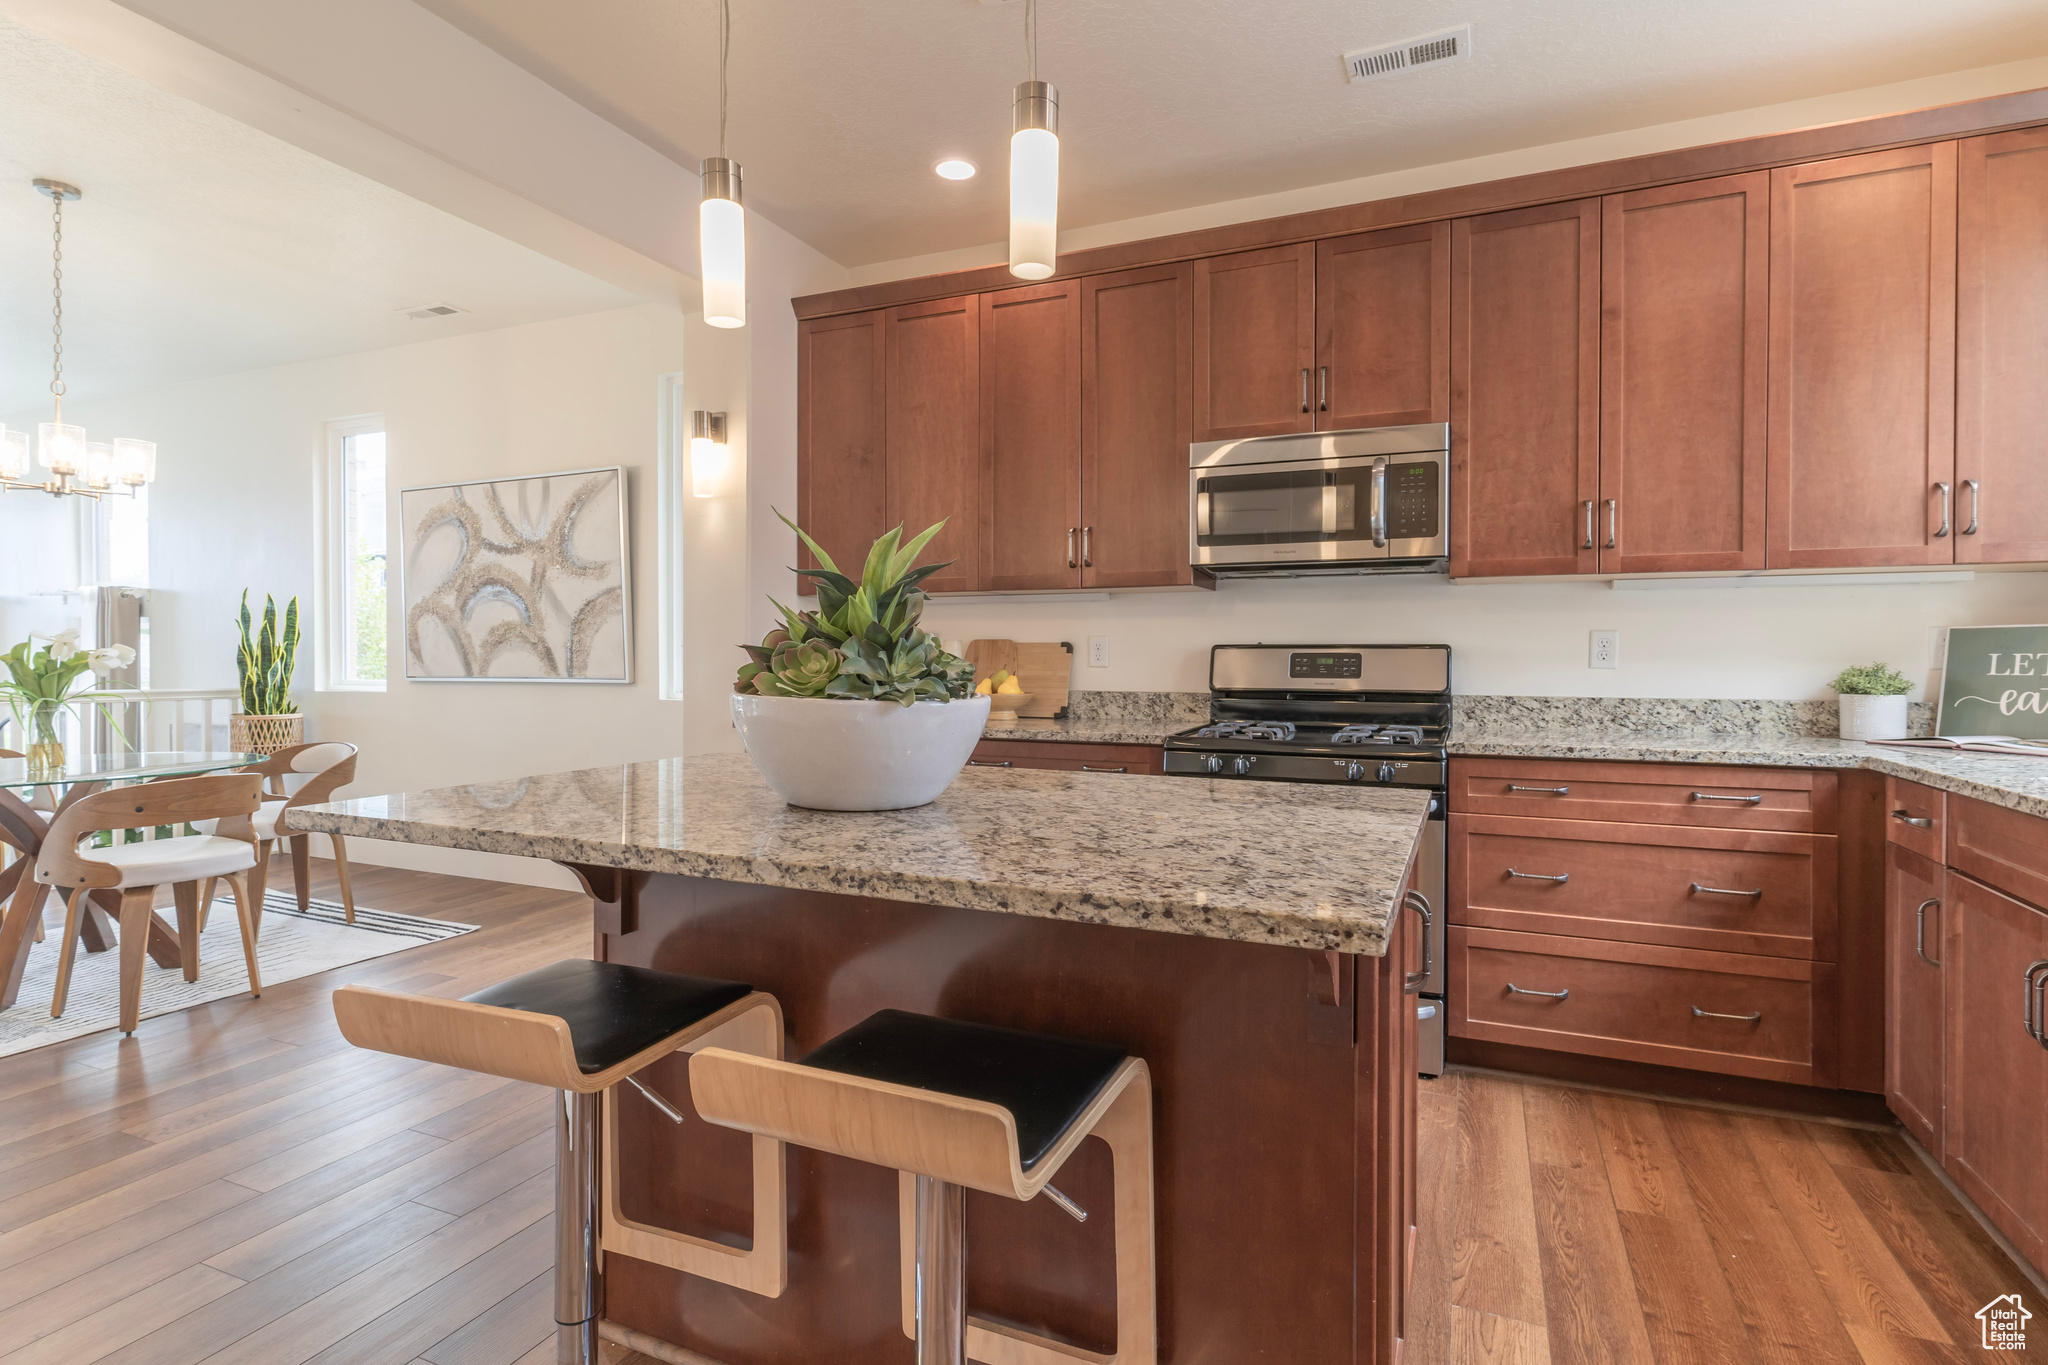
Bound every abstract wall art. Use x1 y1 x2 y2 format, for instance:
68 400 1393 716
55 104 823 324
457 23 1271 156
399 465 631 682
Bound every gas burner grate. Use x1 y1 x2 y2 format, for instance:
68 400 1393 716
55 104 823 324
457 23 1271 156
1331 723 1430 746
1193 720 1298 741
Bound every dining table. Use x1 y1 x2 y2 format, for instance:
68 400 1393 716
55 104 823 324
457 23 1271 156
0 750 266 1011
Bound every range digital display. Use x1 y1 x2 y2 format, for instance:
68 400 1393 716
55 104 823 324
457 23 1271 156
1290 652 1363 679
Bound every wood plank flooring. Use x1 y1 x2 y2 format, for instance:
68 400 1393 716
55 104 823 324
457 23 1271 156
1410 1069 2039 1365
0 864 2032 1365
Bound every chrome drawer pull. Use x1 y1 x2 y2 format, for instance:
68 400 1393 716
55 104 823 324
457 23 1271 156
2025 961 2048 1046
1079 764 1127 773
1690 882 1763 898
967 759 1012 768
1691 1006 1762 1024
1507 784 1569 795
1692 792 1763 805
1915 898 1941 967
1506 983 1569 1000
1507 868 1570 884
1891 809 1934 829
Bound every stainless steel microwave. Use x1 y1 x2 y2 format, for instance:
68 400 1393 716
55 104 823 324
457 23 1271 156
1188 423 1449 576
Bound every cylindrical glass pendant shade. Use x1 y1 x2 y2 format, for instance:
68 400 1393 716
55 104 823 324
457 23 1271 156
1009 81 1059 281
690 411 729 497
113 437 157 485
700 158 746 329
84 441 115 489
38 421 85 475
0 428 28 481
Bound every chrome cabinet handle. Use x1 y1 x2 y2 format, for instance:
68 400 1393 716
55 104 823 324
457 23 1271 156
1506 983 1569 1000
1317 366 1329 412
967 759 1012 768
1934 481 1951 538
1692 1006 1762 1024
1690 883 1764 898
1692 792 1763 805
1963 478 1980 535
1404 889 1433 994
1371 460 1389 548
1300 368 1310 413
2026 961 2048 1046
1066 528 1077 569
1508 784 1569 794
1891 810 1933 829
1507 868 1570 884
1915 897 1941 967
1582 500 1595 550
1604 498 1617 550
1078 764 1126 773
1081 526 1092 568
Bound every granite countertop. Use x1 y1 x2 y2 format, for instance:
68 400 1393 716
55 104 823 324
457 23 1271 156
288 752 1432 957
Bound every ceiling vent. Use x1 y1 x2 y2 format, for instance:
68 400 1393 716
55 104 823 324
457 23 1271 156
1342 25 1473 84
401 302 465 320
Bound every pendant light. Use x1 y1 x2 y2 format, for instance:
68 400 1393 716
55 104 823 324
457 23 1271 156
699 0 746 328
1008 0 1058 280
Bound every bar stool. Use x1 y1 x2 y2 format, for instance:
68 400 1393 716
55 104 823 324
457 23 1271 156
691 1009 1156 1365
333 960 789 1364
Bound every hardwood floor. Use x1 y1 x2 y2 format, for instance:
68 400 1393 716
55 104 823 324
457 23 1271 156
1 864 2032 1365
1410 1069 2038 1365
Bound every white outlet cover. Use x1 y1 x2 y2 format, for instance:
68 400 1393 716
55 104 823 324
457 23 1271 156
1590 630 1620 669
1088 635 1110 668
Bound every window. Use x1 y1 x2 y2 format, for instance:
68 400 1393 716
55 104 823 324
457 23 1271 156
322 417 387 689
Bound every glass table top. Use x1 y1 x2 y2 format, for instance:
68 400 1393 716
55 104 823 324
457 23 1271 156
0 751 266 792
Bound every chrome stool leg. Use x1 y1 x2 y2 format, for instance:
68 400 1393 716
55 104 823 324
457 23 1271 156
914 1174 967 1365
556 1089 602 1365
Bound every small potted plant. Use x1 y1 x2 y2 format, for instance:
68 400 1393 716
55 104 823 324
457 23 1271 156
1829 662 1913 740
230 590 305 754
731 513 985 810
0 630 136 777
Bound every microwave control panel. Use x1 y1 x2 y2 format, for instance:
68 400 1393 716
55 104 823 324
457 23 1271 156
1385 461 1441 540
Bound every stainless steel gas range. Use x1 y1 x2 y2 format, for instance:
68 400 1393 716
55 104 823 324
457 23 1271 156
1163 644 1449 1076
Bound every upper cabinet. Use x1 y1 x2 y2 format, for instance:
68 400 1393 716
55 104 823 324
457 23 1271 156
1193 245 1315 442
980 281 1081 592
885 295 982 594
1449 200 1601 579
1957 127 2048 565
796 309 888 587
1599 173 1769 575
1766 144 1958 569
1081 263 1198 589
1315 222 1450 430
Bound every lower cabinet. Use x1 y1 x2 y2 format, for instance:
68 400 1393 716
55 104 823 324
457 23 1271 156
1884 842 1945 1158
968 739 1166 776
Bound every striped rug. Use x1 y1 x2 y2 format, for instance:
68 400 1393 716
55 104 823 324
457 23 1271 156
0 890 475 1056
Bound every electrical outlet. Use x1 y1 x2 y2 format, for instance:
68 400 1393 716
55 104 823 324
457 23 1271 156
1589 630 1620 670
1088 635 1110 668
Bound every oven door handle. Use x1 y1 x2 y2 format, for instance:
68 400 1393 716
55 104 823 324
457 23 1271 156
1371 459 1388 549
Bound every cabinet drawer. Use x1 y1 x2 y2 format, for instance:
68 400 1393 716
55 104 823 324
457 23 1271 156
1449 815 1834 959
1948 794 2048 912
1449 758 1832 833
969 740 1164 775
1884 778 1945 861
1448 925 1829 1085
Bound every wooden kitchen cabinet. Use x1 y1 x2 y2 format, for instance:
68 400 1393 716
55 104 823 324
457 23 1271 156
796 308 888 585
1079 263 1198 588
1314 222 1449 430
1766 143 1958 568
969 739 1166 775
1193 244 1315 442
979 281 1081 591
1942 871 2048 1268
885 294 982 593
1957 126 2048 564
1885 842 1945 1159
1449 199 1601 579
1599 173 1769 574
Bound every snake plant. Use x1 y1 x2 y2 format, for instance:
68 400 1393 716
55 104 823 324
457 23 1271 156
237 590 301 715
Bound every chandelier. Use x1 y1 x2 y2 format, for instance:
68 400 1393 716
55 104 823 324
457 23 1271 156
0 180 159 500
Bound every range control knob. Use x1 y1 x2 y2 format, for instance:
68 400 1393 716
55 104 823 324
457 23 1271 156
1346 761 1368 782
1231 755 1255 776
1378 761 1396 783
1203 754 1225 774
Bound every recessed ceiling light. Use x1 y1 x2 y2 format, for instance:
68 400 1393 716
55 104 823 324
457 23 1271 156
933 159 977 180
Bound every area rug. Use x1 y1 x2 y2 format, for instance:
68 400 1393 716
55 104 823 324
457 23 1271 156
0 891 476 1056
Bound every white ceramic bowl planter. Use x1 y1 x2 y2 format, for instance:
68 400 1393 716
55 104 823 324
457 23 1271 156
1838 694 1911 741
732 692 993 811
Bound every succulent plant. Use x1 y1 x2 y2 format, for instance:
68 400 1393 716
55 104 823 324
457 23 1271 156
1829 662 1914 696
735 511 977 706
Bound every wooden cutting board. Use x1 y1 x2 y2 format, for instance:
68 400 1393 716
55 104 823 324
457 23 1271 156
965 639 1072 718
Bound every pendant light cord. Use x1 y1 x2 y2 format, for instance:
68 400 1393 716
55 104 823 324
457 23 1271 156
49 188 65 421
1025 0 1036 83
718 0 729 159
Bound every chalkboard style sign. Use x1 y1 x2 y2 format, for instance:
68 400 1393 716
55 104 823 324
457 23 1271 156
1936 624 2048 742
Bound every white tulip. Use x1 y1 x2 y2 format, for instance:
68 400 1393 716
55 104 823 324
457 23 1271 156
88 645 136 673
47 637 77 662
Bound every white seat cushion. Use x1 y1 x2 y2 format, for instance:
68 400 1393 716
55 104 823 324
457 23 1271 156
87 835 258 888
193 799 288 841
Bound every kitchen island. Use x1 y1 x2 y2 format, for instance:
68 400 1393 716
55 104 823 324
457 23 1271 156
291 752 1434 1365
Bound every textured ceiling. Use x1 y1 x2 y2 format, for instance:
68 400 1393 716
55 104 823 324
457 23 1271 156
0 16 639 413
416 0 2048 268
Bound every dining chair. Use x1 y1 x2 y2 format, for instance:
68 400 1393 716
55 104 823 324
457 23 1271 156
0 749 40 945
198 741 359 931
36 772 265 1034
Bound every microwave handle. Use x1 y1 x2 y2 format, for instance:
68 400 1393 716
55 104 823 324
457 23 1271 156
1195 487 1210 537
1370 459 1388 548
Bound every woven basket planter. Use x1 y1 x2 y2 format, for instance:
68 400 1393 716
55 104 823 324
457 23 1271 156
229 712 304 755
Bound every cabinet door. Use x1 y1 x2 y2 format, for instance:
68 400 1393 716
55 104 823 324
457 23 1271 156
980 281 1081 591
1080 263 1195 588
1943 872 2048 1267
796 309 887 591
1767 144 1957 568
1600 174 1768 573
1314 222 1449 430
1885 843 1945 1159
885 295 981 593
1957 127 2048 564
1193 244 1314 442
1449 200 1601 579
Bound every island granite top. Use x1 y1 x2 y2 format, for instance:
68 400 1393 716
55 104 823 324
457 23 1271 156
288 751 1431 957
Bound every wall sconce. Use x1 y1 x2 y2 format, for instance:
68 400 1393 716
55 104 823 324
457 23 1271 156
690 410 730 498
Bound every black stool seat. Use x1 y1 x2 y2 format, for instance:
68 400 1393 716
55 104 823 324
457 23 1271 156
802 1010 1127 1171
465 960 752 1075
